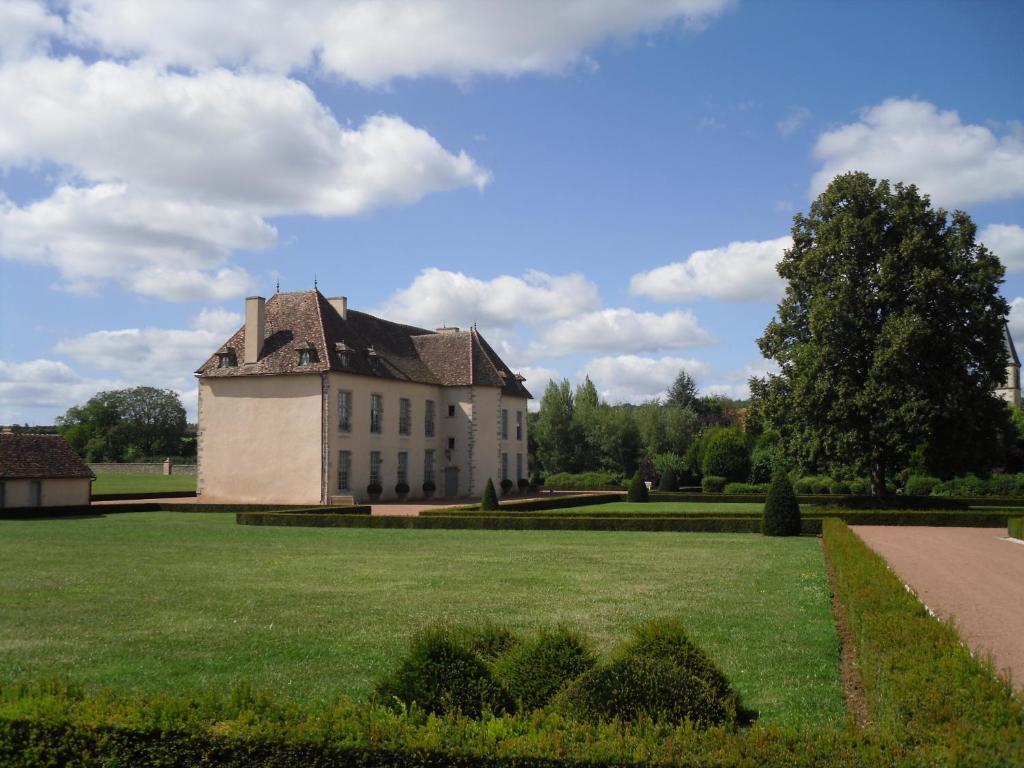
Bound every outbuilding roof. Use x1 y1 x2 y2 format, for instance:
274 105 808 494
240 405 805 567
0 433 95 480
195 290 532 398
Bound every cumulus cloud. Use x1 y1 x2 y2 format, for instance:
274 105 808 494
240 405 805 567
0 0 63 63
0 358 121 423
777 106 811 137
530 308 713 357
811 99 1024 208
980 224 1024 273
580 354 711 404
1010 297 1024 341
375 268 601 329
63 0 731 85
630 236 790 303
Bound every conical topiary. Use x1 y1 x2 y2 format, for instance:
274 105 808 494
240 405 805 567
627 471 649 503
481 478 500 510
762 468 800 536
657 467 677 492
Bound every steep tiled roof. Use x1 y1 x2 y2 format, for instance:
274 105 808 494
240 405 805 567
0 433 95 480
196 290 532 398
1005 322 1020 367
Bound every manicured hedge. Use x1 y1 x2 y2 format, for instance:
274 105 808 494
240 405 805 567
1010 517 1023 540
542 472 621 490
822 519 1024 763
422 494 623 515
0 503 370 520
723 482 768 495
90 490 199 501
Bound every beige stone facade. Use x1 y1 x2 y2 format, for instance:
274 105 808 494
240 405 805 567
0 477 90 507
196 290 531 504
0 431 94 508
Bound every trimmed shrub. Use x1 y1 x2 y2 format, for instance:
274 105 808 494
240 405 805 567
657 467 678 492
762 469 800 536
557 619 738 727
701 475 727 493
457 623 522 662
828 479 850 495
848 478 869 495
500 478 514 495
492 627 596 711
700 427 750 482
904 475 940 497
366 481 383 497
395 482 410 496
627 471 649 503
374 627 512 717
724 482 768 494
1010 517 1023 540
517 478 529 492
792 476 816 494
543 471 618 490
422 479 436 493
481 479 500 511
811 477 831 495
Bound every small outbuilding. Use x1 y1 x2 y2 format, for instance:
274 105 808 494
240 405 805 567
0 431 94 508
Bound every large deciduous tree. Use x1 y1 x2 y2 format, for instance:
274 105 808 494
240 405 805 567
57 386 188 462
756 172 1010 495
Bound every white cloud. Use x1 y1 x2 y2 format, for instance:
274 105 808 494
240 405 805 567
777 106 811 137
980 224 1024 273
376 268 601 329
530 308 713 357
630 236 790 303
63 0 731 85
54 309 241 385
0 358 121 423
0 58 489 216
1010 297 1024 342
0 184 272 299
0 1 64 63
580 354 711 404
811 99 1024 207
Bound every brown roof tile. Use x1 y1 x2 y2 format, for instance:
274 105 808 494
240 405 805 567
0 434 95 480
196 290 532 398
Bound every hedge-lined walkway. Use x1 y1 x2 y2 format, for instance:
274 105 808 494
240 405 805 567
854 525 1024 693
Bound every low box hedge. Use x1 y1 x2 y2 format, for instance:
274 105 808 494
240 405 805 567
1010 517 1023 540
0 503 370 520
422 494 623 516
90 490 199 501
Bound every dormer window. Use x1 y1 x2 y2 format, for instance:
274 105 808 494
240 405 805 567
295 342 318 366
335 340 353 368
217 350 237 368
367 346 381 372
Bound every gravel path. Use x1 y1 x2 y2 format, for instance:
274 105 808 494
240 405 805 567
854 526 1024 692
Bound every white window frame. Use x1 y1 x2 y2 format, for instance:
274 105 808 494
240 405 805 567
337 450 352 491
338 390 353 434
399 397 412 436
424 450 436 485
370 393 383 434
369 451 382 485
397 451 409 485
425 400 436 438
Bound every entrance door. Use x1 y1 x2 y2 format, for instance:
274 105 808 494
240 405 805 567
444 466 459 498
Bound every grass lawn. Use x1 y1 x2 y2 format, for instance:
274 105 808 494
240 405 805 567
564 501 767 513
0 512 843 727
91 473 197 495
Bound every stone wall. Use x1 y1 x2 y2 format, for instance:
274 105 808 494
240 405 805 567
88 462 197 476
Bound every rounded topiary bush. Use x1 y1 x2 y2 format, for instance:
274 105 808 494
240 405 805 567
627 471 649 503
811 477 831 495
848 478 868 496
481 478 500 510
904 475 940 497
556 619 738 727
762 468 801 536
700 428 750 482
701 475 726 493
657 467 678 492
828 479 850 495
492 627 596 711
457 623 522 662
374 627 512 717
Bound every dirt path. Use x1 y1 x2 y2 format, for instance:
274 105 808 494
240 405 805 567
853 526 1024 693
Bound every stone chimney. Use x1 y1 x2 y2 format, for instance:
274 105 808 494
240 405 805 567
435 325 460 334
244 296 266 364
328 296 348 320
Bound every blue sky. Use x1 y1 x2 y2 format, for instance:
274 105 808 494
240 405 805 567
2 0 1023 423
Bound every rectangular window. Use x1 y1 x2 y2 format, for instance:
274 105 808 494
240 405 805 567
501 452 509 481
501 409 508 440
448 404 456 417
338 390 352 433
369 451 382 485
516 453 523 482
29 480 41 507
425 399 436 437
516 411 523 441
370 393 383 434
424 449 436 485
397 451 409 485
337 450 352 491
0 481 5 508
399 397 412 436
447 437 455 450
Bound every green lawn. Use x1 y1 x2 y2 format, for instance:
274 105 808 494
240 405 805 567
564 501 766 513
91 473 197 495
0 512 843 727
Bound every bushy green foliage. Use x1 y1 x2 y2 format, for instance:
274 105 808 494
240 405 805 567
456 623 522 662
657 466 678 491
500 478 514 494
904 475 940 496
848 479 868 495
1010 517 1024 540
542 471 619 490
931 473 1024 497
827 479 850 495
491 627 596 711
762 469 800 536
749 430 783 483
701 475 726 493
793 476 832 495
700 427 750 481
556 619 738 727
723 482 768 494
627 471 649 502
481 478 500 510
374 627 512 717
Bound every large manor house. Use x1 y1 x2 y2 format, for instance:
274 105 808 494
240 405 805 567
195 290 532 504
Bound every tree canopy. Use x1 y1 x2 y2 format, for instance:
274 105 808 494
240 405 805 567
754 172 1011 494
57 387 189 462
